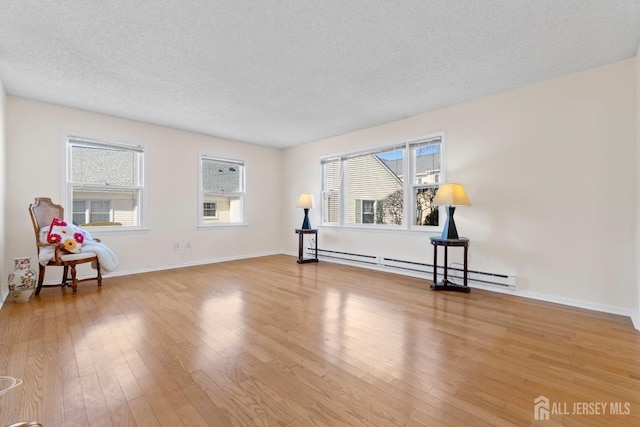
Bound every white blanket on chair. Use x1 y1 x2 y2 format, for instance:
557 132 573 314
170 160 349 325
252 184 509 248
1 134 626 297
38 226 120 273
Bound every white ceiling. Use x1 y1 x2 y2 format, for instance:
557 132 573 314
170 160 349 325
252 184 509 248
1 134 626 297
1 1 639 149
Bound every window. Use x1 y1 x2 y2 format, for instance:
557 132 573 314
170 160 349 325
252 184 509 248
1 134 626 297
203 202 218 218
73 200 113 225
66 136 145 229
411 139 441 226
321 134 443 229
199 156 246 226
360 199 375 223
321 158 340 224
344 145 404 226
357 199 382 224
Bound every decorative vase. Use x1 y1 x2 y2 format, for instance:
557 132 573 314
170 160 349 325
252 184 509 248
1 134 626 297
8 257 37 303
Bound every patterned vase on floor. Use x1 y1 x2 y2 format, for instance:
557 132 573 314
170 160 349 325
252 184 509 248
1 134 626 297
8 257 37 303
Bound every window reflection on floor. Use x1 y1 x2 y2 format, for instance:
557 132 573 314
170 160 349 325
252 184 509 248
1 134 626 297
201 290 245 354
322 289 409 378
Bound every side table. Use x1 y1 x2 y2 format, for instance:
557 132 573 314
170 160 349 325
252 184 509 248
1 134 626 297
430 237 470 293
295 229 318 264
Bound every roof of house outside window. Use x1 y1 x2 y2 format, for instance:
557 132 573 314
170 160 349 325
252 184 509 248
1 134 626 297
71 146 138 186
202 160 241 193
379 153 441 178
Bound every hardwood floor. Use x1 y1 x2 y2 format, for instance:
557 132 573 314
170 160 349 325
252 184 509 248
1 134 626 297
1 254 639 426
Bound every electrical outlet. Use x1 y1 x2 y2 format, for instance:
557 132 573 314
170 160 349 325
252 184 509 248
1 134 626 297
185 241 191 249
174 242 180 250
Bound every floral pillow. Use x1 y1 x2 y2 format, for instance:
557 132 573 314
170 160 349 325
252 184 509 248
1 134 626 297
46 218 85 254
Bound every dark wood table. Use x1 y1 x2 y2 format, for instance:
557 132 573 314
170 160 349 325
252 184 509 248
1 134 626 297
295 229 318 264
430 237 469 293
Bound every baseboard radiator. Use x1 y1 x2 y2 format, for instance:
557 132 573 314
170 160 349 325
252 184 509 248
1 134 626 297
308 247 516 289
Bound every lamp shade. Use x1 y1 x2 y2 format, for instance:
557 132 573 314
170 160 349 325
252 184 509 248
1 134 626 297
433 184 470 206
296 193 315 209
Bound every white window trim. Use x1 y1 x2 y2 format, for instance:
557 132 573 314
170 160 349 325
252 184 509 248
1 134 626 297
321 157 341 226
61 131 148 233
198 154 248 228
320 132 445 232
408 136 445 231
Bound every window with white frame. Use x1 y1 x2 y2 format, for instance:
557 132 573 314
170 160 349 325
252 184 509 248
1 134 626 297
321 134 442 229
66 136 145 228
199 156 245 226
410 138 441 226
203 202 218 219
358 199 378 223
321 158 340 224
72 200 112 225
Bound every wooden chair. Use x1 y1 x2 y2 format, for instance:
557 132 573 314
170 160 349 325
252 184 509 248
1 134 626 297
28 197 102 294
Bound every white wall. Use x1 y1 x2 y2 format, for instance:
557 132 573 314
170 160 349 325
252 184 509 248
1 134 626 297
0 77 6 302
284 58 637 315
5 98 284 278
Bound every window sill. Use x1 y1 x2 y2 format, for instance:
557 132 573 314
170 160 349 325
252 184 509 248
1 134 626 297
198 223 248 230
84 226 150 236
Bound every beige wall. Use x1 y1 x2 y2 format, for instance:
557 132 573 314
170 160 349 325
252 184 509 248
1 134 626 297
0 77 6 302
284 58 637 315
5 98 284 278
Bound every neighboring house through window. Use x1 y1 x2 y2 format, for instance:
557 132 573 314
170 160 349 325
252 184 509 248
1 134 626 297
321 134 442 229
360 199 375 223
203 202 218 219
410 139 441 226
356 199 383 224
321 158 340 224
199 155 246 226
73 200 112 225
65 135 145 229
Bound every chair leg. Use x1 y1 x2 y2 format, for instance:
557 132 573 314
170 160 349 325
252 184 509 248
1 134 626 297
62 265 69 288
70 264 78 293
96 261 102 286
35 264 46 295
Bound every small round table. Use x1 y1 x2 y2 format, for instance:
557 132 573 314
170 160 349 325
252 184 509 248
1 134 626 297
429 237 470 293
295 229 318 264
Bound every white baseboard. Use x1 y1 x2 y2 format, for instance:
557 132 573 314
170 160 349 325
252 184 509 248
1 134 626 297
474 283 637 324
632 312 640 331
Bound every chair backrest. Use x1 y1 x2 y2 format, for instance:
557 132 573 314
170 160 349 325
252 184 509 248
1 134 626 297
29 197 64 243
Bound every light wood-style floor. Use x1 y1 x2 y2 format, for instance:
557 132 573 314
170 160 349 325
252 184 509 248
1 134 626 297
1 255 639 426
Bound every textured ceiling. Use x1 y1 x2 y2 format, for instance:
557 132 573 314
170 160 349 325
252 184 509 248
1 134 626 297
1 1 639 148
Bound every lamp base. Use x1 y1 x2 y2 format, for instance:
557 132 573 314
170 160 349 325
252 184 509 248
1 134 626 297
300 208 312 230
441 206 459 239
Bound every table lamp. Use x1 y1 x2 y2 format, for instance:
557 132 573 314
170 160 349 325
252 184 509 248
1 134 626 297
296 193 315 229
432 183 470 239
